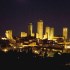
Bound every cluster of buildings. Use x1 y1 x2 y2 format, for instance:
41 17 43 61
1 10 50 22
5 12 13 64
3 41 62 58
0 20 70 57
5 20 68 41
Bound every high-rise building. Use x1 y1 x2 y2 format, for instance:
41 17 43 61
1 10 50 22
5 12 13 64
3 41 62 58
37 20 43 39
63 27 68 40
21 32 27 37
28 23 33 36
45 26 50 40
45 27 54 40
5 30 13 39
50 27 54 40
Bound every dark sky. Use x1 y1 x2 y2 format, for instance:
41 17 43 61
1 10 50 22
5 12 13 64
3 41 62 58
0 0 70 37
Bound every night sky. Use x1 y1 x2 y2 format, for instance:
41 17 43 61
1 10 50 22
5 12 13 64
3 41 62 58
0 0 70 37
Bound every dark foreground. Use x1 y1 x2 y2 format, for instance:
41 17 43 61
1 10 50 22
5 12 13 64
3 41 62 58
0 51 70 70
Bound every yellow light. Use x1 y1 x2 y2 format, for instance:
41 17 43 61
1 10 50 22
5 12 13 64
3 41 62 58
14 47 16 49
21 32 27 37
3 49 8 53
66 45 70 49
1 37 7 40
19 47 23 49
34 50 39 54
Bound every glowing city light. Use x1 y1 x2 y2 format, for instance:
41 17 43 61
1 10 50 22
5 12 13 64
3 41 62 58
2 49 8 53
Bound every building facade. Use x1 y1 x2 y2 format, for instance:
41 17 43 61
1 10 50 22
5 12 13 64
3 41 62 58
5 30 13 39
37 20 43 39
63 27 68 40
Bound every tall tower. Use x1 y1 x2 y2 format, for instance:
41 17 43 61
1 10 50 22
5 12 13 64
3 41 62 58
28 23 33 36
63 27 68 40
37 20 43 39
45 26 50 40
50 27 54 40
5 30 13 39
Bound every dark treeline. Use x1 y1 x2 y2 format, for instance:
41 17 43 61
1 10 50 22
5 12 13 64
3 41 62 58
0 50 70 70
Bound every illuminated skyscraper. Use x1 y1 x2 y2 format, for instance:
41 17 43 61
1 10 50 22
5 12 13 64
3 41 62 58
28 23 33 36
50 27 54 40
63 27 68 40
21 32 27 37
37 20 43 39
45 27 54 40
5 30 13 39
45 26 50 40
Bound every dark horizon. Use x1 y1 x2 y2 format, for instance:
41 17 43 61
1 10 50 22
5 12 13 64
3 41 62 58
0 0 70 37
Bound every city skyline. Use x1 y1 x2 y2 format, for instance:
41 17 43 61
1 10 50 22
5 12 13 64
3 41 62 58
0 0 70 69
0 0 70 36
0 19 69 38
4 20 68 41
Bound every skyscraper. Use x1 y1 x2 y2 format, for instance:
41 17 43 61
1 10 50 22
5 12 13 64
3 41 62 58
5 30 13 39
50 27 54 40
63 27 68 40
45 26 50 40
37 20 43 39
45 27 54 40
28 23 33 36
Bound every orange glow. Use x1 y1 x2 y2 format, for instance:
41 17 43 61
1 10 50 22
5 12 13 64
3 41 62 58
2 49 8 53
